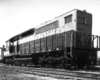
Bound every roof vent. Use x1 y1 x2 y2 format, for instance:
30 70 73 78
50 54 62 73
83 10 86 13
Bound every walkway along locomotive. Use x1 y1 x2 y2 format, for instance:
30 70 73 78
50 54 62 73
3 9 100 69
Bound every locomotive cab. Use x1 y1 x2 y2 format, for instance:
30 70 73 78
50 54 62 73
63 10 100 69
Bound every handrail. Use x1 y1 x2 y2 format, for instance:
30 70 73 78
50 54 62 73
71 32 100 50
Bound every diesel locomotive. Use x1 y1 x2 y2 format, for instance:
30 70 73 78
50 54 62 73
3 9 100 69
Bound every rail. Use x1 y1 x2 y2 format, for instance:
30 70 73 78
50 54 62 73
5 65 100 80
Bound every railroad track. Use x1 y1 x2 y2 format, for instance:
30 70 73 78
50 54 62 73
1 64 100 80
18 67 100 80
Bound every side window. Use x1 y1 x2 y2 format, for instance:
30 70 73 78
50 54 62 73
65 15 72 24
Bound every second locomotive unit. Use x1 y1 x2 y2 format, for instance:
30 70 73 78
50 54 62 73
4 9 100 69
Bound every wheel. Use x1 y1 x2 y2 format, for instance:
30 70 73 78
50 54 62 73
63 58 71 69
76 56 85 69
77 64 84 69
32 54 39 65
18 64 21 66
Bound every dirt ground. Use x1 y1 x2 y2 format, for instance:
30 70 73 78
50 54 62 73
0 64 82 80
0 73 59 80
0 64 60 80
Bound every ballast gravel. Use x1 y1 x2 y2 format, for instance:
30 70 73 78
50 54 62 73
0 64 78 80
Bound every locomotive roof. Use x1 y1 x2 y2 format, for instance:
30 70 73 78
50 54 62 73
6 28 35 42
20 28 35 38
35 9 77 29
8 34 20 43
6 9 91 43
35 9 91 29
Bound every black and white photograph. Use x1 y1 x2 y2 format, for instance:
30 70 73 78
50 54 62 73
0 0 100 80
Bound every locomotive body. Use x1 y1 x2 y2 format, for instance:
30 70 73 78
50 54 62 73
4 9 100 69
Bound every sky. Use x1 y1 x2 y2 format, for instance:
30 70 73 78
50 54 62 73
0 0 100 56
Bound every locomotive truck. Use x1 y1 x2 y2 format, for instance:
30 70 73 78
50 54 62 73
3 9 100 69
